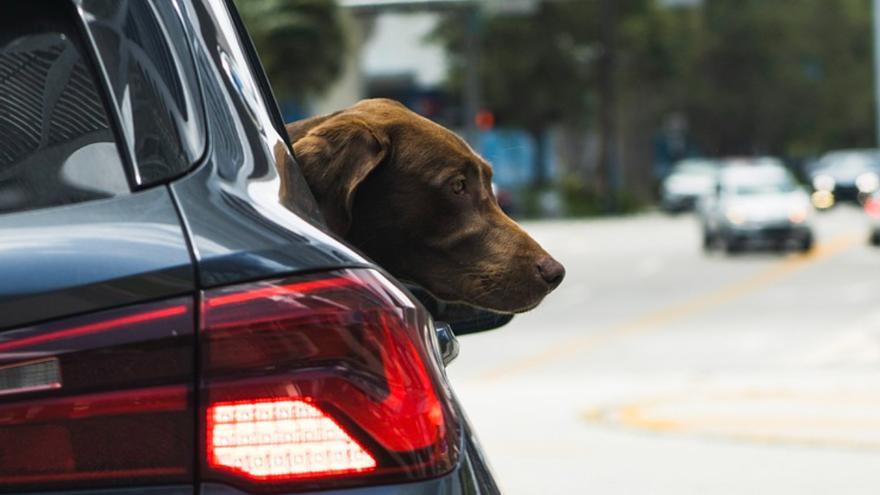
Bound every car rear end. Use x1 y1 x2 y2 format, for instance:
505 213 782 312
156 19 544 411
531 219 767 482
0 1 499 494
865 191 880 245
810 150 880 205
714 165 814 252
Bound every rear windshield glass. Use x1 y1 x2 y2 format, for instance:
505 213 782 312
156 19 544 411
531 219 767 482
0 1 129 214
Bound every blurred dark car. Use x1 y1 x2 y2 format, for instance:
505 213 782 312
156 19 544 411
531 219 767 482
660 158 719 213
0 1 501 494
808 149 880 205
698 160 814 253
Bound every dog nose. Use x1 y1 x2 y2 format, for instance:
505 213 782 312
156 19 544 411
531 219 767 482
536 256 565 289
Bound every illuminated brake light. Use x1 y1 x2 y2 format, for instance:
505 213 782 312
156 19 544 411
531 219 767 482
866 197 880 218
207 399 376 479
200 269 459 491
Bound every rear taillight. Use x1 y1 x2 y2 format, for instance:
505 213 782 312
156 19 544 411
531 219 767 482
0 298 195 492
866 196 880 218
200 269 459 492
206 398 376 479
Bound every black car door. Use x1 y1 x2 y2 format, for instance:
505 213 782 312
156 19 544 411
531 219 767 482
0 1 201 492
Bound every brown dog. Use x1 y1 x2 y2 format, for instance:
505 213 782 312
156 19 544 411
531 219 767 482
285 98 564 313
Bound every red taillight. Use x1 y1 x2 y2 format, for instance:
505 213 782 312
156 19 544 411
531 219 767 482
0 298 195 492
206 398 376 479
866 196 880 218
200 269 458 491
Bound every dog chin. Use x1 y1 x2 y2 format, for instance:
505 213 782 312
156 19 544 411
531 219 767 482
423 282 548 314
460 292 547 314
487 298 544 314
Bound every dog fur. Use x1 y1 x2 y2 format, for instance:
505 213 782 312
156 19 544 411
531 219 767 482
284 98 564 313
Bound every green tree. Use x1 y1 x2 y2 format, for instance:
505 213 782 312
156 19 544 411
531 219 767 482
683 0 874 156
235 0 347 101
433 1 654 190
433 3 596 186
434 0 876 205
647 0 874 157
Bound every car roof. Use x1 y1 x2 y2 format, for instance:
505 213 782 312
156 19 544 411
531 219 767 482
817 149 880 170
719 163 791 185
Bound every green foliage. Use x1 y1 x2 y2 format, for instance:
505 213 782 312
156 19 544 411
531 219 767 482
434 3 646 130
557 176 603 217
676 0 875 156
235 0 347 100
433 0 876 162
517 177 645 219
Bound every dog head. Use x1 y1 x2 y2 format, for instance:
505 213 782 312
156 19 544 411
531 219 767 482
286 98 564 313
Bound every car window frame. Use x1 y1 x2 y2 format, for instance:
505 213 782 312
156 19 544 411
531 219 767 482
73 0 209 189
221 0 297 157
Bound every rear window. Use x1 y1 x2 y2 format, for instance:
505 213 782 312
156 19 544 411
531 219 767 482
733 181 797 196
0 1 129 214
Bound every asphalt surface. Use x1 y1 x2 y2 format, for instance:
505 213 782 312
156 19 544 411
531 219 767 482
447 205 880 494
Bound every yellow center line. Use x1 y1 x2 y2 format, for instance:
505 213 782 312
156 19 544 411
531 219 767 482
583 393 880 451
476 232 862 383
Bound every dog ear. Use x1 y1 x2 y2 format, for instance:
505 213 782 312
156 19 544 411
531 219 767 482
290 116 389 235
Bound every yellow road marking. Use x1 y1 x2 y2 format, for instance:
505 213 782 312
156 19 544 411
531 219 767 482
584 387 880 451
618 406 880 430
477 233 862 382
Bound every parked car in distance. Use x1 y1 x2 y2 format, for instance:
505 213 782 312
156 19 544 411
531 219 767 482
699 160 814 254
0 1 502 494
660 158 719 213
865 191 880 246
808 149 880 206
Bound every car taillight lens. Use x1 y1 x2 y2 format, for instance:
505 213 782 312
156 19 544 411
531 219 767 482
207 398 377 480
200 269 459 491
866 196 880 218
0 298 195 492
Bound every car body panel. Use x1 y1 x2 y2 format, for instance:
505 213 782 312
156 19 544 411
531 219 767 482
0 187 194 330
38 487 193 495
201 426 497 495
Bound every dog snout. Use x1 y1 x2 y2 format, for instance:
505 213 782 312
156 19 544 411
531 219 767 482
536 255 565 289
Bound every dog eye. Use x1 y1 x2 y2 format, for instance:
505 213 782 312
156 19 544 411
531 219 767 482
451 178 466 194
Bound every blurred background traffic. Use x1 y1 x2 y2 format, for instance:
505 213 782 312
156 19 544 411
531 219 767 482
238 0 880 492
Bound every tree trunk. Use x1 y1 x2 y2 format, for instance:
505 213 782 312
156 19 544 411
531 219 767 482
597 0 619 212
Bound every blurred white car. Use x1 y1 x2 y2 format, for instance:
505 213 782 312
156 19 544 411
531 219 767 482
699 161 814 253
660 158 719 212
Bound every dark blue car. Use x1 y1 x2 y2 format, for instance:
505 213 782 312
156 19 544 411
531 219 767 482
0 1 501 493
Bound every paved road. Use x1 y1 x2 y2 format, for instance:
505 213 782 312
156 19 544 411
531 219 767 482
447 205 880 494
